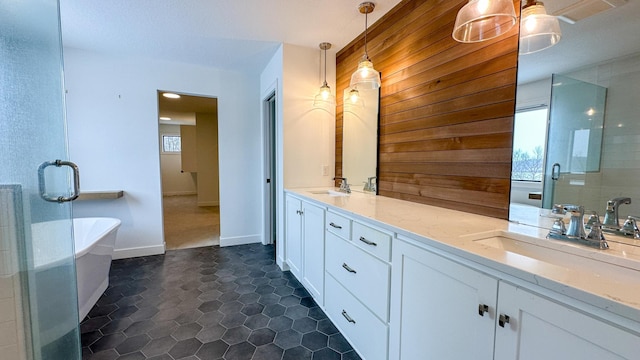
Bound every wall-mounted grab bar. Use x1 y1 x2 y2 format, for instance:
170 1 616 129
38 160 80 203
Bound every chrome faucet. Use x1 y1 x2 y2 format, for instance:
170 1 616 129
547 204 609 249
585 211 609 249
621 216 640 239
334 177 351 193
564 205 587 239
602 197 631 229
363 176 377 193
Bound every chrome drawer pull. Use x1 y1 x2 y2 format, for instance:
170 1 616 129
342 310 356 324
342 263 357 273
478 304 489 317
499 314 510 328
329 222 342 229
359 236 377 246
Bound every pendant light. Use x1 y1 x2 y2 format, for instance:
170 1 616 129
519 0 561 54
314 42 335 107
344 87 364 111
349 2 381 90
452 0 517 43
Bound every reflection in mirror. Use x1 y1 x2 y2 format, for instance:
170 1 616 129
342 87 379 193
511 0 640 225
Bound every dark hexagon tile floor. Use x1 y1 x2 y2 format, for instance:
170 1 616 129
81 243 362 360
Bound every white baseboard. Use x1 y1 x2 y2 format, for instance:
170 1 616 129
277 256 289 271
113 244 165 259
198 200 219 206
163 191 197 196
220 234 261 247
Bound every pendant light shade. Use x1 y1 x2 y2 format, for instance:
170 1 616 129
349 2 381 90
314 42 336 107
519 0 561 54
452 0 517 43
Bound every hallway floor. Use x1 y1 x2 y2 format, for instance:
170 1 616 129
80 244 360 360
163 195 220 250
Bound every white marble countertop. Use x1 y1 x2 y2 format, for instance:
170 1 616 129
286 187 640 325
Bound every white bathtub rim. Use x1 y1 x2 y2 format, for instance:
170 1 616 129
73 217 121 258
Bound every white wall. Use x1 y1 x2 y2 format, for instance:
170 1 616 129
64 48 263 257
260 43 337 268
159 124 197 196
195 112 220 206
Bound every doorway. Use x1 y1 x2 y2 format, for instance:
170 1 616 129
264 92 277 246
158 91 221 249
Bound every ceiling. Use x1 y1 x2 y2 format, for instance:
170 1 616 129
59 0 640 101
59 0 404 74
158 92 218 125
518 0 640 84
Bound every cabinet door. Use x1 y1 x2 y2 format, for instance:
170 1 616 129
302 201 325 305
389 239 498 360
285 195 303 279
495 282 640 360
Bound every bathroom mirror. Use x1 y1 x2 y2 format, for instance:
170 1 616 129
510 0 640 224
342 88 380 193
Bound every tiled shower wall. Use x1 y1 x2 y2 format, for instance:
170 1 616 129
554 52 640 217
0 187 27 360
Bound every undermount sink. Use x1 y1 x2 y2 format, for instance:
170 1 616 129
466 230 640 281
308 189 349 197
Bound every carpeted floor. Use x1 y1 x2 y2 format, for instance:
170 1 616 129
163 195 220 249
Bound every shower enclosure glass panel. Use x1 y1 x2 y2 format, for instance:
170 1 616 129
0 1 81 359
542 74 607 209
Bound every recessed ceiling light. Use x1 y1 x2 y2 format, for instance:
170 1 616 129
162 93 181 99
159 117 172 121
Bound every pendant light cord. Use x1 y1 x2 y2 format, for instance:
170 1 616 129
364 11 369 58
324 45 327 84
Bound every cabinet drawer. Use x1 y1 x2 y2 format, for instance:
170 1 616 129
326 232 390 320
352 221 392 262
326 211 351 240
325 274 388 360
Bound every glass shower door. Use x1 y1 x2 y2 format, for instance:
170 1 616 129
542 74 607 209
1 1 81 359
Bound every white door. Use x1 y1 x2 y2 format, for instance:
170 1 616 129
389 239 498 359
1 1 82 358
494 282 640 359
302 201 325 304
285 195 302 278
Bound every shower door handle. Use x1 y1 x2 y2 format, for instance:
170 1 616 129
551 163 561 181
38 160 81 202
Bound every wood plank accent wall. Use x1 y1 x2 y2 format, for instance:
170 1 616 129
335 0 520 219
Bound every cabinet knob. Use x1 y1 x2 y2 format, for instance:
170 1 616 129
342 310 356 324
359 236 377 246
342 263 357 274
478 304 489 317
498 314 510 328
329 222 342 229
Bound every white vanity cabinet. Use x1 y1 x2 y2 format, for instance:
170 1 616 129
324 210 393 360
285 195 303 279
390 236 640 360
494 282 640 359
285 194 325 304
389 238 498 360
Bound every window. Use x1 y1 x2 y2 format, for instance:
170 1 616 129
162 134 181 153
511 108 548 181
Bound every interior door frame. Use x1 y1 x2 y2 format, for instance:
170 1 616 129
263 90 277 246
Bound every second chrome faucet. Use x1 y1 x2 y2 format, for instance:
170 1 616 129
548 204 609 249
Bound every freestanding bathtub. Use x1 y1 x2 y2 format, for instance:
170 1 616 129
30 216 121 346
73 217 121 320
